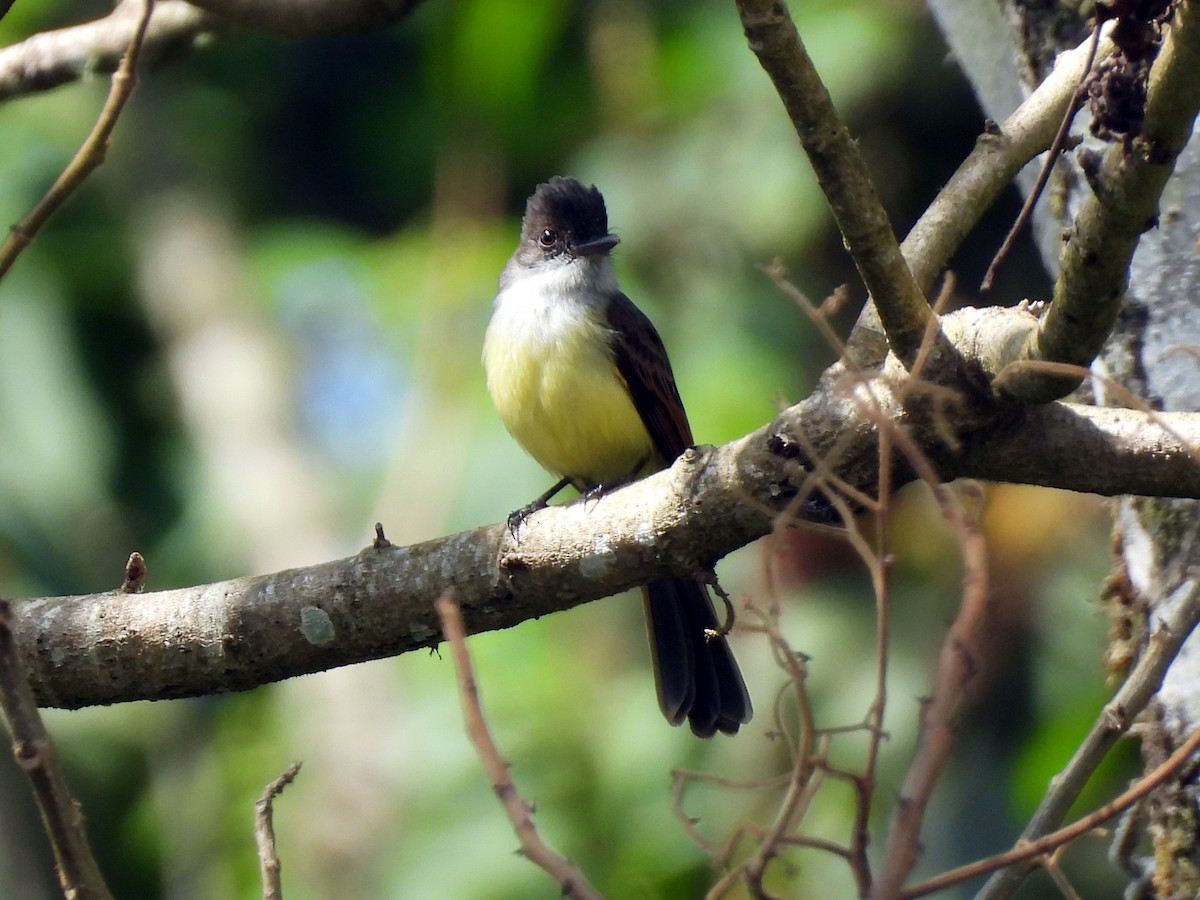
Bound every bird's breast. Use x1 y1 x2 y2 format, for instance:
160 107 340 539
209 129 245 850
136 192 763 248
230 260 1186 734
483 289 654 485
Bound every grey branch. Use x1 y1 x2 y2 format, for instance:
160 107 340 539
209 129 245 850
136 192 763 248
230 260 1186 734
900 29 1116 297
1005 0 1200 402
0 1 221 101
11 365 1200 710
0 0 429 102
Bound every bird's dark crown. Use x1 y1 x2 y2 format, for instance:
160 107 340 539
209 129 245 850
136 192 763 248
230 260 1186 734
521 176 609 247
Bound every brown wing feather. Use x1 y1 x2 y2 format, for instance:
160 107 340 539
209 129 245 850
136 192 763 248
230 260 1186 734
605 293 693 463
607 293 752 736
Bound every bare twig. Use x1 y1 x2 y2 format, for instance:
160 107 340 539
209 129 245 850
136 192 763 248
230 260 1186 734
903 726 1200 898
0 600 112 899
435 592 601 900
848 307 994 897
980 23 1102 292
695 592 842 899
977 575 1200 899
898 25 1115 302
738 604 824 897
255 761 302 900
848 419 895 897
371 523 393 550
0 0 155 281
871 482 989 898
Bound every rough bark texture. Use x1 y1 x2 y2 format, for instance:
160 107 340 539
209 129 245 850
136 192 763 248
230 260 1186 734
930 1 1200 895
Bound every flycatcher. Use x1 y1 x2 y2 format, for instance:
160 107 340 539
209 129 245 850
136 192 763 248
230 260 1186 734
483 176 752 737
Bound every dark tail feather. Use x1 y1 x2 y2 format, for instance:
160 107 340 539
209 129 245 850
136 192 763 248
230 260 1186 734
643 579 694 724
642 578 752 737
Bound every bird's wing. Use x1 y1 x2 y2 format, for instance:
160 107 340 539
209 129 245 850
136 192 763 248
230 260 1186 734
606 292 693 462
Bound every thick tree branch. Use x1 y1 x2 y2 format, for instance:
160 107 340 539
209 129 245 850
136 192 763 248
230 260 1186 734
11 342 1200 710
961 402 1200 496
1005 0 1200 402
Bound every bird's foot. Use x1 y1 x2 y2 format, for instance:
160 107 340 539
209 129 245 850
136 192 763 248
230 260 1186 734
506 476 573 539
582 456 650 510
507 500 546 538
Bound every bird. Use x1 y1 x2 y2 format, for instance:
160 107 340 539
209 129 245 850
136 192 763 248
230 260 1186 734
482 176 752 737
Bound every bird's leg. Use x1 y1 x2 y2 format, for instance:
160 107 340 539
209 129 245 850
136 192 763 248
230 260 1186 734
507 476 573 537
582 455 650 509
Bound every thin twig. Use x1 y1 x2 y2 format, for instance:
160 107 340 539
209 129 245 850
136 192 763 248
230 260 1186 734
980 23 1101 292
902 726 1200 898
850 418 894 896
860 398 991 898
976 579 1200 899
0 600 112 899
871 489 989 898
435 592 601 900
255 761 302 900
739 605 823 896
0 0 155 281
898 26 1115 305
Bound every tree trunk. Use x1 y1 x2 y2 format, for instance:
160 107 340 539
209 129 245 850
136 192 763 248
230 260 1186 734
930 1 1200 896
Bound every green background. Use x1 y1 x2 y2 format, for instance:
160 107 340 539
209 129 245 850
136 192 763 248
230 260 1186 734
0 1 1126 897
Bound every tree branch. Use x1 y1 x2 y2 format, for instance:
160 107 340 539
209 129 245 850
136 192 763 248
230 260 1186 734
977 576 1200 899
903 25 1115 296
734 0 932 367
1005 0 1200 402
437 593 601 900
10 362 1200 711
0 0 219 102
961 402 1200 496
0 0 156 281
0 601 111 898
0 0 429 103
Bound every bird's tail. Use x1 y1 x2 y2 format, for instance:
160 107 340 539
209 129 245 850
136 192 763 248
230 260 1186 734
642 578 752 737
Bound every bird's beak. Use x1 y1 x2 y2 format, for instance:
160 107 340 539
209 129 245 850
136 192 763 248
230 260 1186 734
572 233 620 257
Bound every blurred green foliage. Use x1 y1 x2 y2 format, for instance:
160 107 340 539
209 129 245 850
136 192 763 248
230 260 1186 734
0 1 1129 898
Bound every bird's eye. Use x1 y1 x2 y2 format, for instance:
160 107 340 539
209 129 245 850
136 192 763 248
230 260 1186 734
538 228 557 248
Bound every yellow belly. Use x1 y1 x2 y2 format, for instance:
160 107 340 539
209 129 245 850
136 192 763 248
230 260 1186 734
484 304 654 486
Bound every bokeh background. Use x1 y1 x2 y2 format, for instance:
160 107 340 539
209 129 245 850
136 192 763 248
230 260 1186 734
0 1 1128 897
